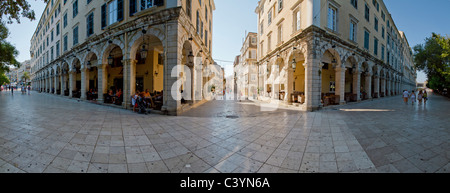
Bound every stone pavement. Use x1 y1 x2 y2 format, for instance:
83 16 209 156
0 90 448 173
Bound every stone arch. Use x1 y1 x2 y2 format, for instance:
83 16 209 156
129 33 164 62
288 47 307 100
101 43 124 65
100 39 125 64
127 26 166 58
321 48 342 68
345 55 358 68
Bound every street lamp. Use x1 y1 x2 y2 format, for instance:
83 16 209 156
291 58 297 71
187 51 194 67
86 61 91 69
140 29 148 59
108 53 114 66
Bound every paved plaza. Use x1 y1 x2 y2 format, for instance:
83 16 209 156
0 90 449 173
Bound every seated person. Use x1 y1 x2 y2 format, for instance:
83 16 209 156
87 89 93 100
144 89 151 98
155 91 163 101
106 89 114 103
115 89 123 105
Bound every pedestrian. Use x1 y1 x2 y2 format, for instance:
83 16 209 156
423 90 428 104
27 85 31 95
417 90 423 105
11 85 13 95
131 91 139 112
410 90 416 105
402 90 409 105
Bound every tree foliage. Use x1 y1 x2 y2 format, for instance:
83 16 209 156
0 0 48 71
0 72 10 85
0 22 20 72
21 71 30 82
414 33 450 90
0 0 48 24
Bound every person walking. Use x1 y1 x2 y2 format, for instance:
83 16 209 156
410 90 416 105
423 90 428 104
417 90 423 105
402 90 409 105
27 85 31 95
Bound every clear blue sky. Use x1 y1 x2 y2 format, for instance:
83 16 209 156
7 0 450 83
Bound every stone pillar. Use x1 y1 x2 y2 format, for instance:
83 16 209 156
69 72 74 98
54 75 58 94
373 75 380 98
122 59 137 109
365 73 372 99
353 71 361 102
381 78 386 97
304 55 321 111
97 65 107 102
161 22 182 115
80 67 89 100
386 78 391 96
60 74 65 96
286 67 294 103
49 77 52 93
335 66 346 105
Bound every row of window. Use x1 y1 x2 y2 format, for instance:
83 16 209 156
34 0 166 71
329 0 407 66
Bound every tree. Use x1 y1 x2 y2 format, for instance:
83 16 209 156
414 33 450 90
0 72 10 85
21 71 30 83
0 22 20 72
0 0 48 71
0 0 48 24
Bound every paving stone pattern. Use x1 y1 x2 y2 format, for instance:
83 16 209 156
0 90 448 173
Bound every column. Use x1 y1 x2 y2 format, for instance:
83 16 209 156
386 78 391 96
373 75 380 98
97 65 107 102
54 75 58 94
69 72 74 98
380 78 386 97
49 77 52 93
286 67 294 103
304 54 321 111
365 73 372 99
80 67 89 100
335 66 346 104
60 74 65 96
122 59 137 109
353 71 361 102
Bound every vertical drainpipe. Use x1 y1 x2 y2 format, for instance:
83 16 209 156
164 21 168 107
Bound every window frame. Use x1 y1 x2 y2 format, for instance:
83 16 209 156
364 3 370 22
364 29 370 50
327 4 338 32
73 0 78 18
86 12 94 37
349 19 357 42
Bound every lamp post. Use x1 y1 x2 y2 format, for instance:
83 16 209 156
187 51 194 67
108 53 114 66
140 29 148 59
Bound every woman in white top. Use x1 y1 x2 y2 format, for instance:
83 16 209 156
417 90 423 104
410 90 416 105
402 90 410 104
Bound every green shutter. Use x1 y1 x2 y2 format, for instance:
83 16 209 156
117 0 124 22
101 4 106 29
130 0 137 16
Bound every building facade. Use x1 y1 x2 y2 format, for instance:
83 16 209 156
30 0 216 115
18 60 32 85
255 0 417 111
234 32 258 100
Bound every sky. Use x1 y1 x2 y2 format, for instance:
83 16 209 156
7 0 450 83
